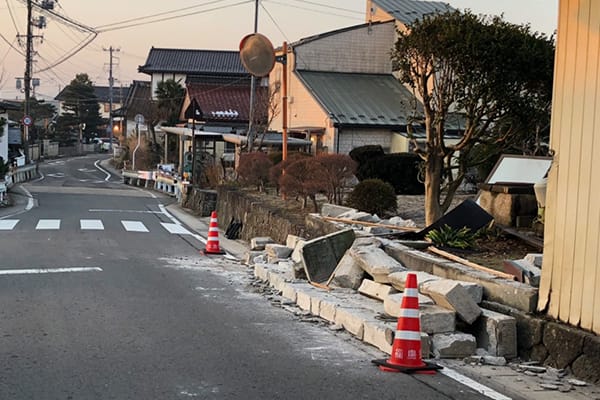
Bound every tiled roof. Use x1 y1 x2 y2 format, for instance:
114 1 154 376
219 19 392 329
186 81 266 123
138 48 248 75
296 70 421 128
93 86 128 104
54 85 128 104
118 80 154 119
372 0 452 24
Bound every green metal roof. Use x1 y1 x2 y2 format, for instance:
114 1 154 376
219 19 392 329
296 70 421 128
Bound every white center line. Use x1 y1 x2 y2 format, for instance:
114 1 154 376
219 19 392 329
0 267 103 275
439 367 512 400
36 219 61 230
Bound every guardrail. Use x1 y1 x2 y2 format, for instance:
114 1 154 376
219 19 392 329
0 164 38 204
122 169 188 201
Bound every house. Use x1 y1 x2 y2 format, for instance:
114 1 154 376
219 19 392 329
115 80 154 140
268 0 455 156
269 20 421 155
138 47 263 173
538 0 600 336
0 101 21 163
366 0 452 27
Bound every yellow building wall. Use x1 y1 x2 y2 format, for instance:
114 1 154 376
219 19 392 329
539 0 600 335
269 50 334 152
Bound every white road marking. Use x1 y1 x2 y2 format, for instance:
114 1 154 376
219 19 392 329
161 223 192 235
159 204 180 224
440 367 512 400
80 219 104 230
94 160 112 181
0 267 103 275
0 220 19 230
22 186 35 211
36 219 60 230
121 220 149 232
47 173 65 178
77 168 97 173
89 209 162 214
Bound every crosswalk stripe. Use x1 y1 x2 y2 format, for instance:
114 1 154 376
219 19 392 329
0 220 19 230
80 219 104 230
160 222 192 235
1 219 195 236
121 220 149 232
36 219 61 230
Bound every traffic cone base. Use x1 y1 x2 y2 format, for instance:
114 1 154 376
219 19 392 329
201 211 225 255
373 272 441 375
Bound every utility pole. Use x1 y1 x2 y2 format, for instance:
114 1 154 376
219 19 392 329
23 0 34 162
103 46 120 152
246 0 259 152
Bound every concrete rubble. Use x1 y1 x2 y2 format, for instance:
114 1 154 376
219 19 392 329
243 204 545 367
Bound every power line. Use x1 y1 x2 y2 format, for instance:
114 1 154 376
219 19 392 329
95 0 253 33
6 0 21 35
265 0 363 20
287 0 364 16
94 0 231 29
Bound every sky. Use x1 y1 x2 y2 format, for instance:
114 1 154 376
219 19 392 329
0 0 559 104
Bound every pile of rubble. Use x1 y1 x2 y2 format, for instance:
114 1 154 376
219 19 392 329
244 201 521 361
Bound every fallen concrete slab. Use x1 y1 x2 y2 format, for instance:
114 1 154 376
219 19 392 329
329 252 364 289
358 279 397 301
432 332 477 358
301 228 356 283
348 246 406 283
421 280 482 324
468 308 517 358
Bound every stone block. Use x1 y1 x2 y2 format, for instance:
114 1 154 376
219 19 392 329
349 246 406 283
386 216 417 228
363 320 395 354
338 210 378 222
421 280 481 324
330 252 364 289
470 309 517 358
296 290 313 312
358 279 396 301
250 236 275 251
384 292 434 318
419 305 456 334
364 226 394 235
351 237 382 248
572 335 600 385
321 203 357 218
285 234 305 249
543 322 586 369
254 263 269 282
301 229 356 283
281 282 299 302
432 332 477 358
421 332 432 358
243 250 264 266
265 244 293 260
382 242 439 273
388 270 440 291
334 307 368 339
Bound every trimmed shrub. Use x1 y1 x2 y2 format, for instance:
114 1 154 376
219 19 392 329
237 152 273 191
349 145 385 173
359 153 424 194
345 179 397 217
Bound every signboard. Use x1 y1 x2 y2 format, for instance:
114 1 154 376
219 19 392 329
21 115 33 126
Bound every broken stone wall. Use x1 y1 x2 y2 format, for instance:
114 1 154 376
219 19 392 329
216 186 332 243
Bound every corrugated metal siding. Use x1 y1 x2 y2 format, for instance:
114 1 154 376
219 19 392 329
540 0 600 335
294 22 396 74
371 0 452 24
296 70 418 128
139 48 247 75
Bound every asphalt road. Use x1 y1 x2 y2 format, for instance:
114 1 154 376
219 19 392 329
0 155 490 399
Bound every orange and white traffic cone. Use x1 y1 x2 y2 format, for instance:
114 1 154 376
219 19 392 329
202 211 225 255
372 272 441 374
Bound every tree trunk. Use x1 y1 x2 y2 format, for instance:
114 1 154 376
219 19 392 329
424 154 443 226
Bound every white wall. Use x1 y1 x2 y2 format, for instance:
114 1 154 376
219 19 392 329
0 113 8 163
